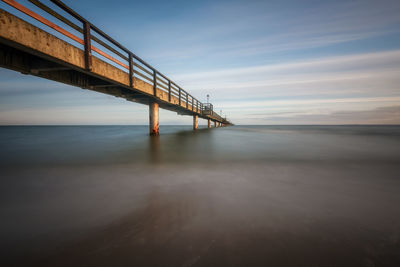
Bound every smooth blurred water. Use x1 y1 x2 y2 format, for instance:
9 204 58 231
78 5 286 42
1 125 400 165
1 125 400 266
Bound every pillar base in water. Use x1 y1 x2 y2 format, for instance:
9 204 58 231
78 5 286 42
193 115 199 130
149 102 159 136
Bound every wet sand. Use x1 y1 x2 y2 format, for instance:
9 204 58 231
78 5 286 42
1 162 399 266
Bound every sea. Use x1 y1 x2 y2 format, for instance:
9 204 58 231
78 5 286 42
0 125 400 266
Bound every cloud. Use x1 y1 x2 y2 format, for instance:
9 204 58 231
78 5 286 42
171 50 400 109
167 49 400 124
222 97 400 109
173 50 400 81
138 0 400 63
252 105 400 125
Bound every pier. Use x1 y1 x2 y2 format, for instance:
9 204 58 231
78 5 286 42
0 0 232 135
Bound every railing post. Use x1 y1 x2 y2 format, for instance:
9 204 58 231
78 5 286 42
129 52 133 87
179 88 181 106
168 80 171 102
153 70 157 96
83 21 92 71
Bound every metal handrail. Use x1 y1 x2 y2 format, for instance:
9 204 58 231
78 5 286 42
49 0 204 113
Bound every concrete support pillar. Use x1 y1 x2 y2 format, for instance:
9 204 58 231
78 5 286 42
149 102 159 136
218 122 220 127
214 121 217 127
208 119 211 128
193 115 198 130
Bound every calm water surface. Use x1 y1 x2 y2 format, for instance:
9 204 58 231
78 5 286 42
1 125 400 266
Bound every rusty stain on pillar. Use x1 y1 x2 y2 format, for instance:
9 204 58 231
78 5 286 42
149 102 159 136
208 119 211 128
193 115 198 130
214 121 217 127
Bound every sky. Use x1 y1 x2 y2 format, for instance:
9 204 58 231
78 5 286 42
0 0 400 125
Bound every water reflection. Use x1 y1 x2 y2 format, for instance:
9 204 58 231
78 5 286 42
148 135 160 164
142 127 219 165
36 186 201 266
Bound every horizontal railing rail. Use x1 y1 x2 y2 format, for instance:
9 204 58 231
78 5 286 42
1 0 228 121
